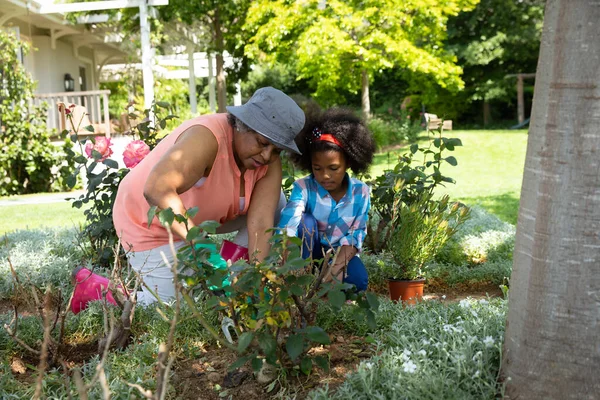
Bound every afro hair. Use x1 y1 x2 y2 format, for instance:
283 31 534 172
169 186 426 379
289 107 376 175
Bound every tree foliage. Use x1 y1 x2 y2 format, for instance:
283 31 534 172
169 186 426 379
446 0 545 103
245 0 479 110
0 30 74 195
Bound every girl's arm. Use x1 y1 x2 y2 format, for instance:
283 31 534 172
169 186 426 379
143 126 218 241
246 157 283 262
337 184 371 250
278 180 308 237
327 184 371 281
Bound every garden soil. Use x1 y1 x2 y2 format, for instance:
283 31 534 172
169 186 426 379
2 286 504 398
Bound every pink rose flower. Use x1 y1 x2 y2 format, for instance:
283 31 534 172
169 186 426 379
84 137 113 162
123 140 150 168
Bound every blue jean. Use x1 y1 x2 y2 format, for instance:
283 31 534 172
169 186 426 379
298 213 368 292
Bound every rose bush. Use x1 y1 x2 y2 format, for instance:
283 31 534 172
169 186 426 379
84 137 113 162
65 102 174 266
122 140 150 168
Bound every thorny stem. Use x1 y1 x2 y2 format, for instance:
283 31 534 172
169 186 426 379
156 225 181 399
4 306 41 356
181 290 236 351
33 288 52 400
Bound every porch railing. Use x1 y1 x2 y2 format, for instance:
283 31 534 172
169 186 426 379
32 90 111 137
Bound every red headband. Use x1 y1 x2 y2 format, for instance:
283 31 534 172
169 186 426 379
311 127 343 149
315 133 343 148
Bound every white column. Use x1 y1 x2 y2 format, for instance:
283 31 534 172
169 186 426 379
208 53 216 113
188 46 197 115
139 0 154 109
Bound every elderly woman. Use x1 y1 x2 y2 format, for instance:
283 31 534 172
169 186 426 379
72 87 304 308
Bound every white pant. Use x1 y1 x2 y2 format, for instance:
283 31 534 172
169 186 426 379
127 192 286 305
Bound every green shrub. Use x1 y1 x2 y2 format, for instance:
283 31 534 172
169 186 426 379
0 228 82 299
366 126 464 254
436 206 515 266
367 113 420 150
0 30 75 195
309 298 507 400
427 259 513 289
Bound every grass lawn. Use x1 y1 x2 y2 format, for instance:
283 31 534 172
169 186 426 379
369 129 528 224
0 201 86 235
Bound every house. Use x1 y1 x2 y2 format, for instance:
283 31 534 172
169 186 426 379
0 0 127 136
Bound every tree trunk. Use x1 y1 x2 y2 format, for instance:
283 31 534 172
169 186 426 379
501 2 600 399
361 69 370 119
213 7 227 113
483 99 491 127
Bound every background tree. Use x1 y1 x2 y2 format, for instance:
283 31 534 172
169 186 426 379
501 1 600 398
445 0 545 125
161 0 251 112
245 0 478 117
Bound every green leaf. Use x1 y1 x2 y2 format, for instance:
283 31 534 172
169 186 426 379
158 208 175 227
258 333 277 357
84 125 95 133
91 149 102 161
285 334 304 361
300 357 313 375
186 206 199 219
174 214 187 225
410 143 419 154
433 138 441 148
74 155 87 164
199 220 220 234
306 327 330 345
147 206 158 227
365 292 380 311
366 309 377 330
278 288 290 302
66 174 77 188
103 158 119 169
186 226 201 241
251 357 263 372
445 156 458 166
296 275 314 286
237 332 254 353
328 290 345 309
156 101 170 108
314 355 329 372
290 285 304 296
228 355 252 371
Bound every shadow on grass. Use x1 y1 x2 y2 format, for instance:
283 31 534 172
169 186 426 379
461 192 520 225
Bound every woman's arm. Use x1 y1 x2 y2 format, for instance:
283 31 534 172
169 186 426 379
143 125 218 241
246 157 283 262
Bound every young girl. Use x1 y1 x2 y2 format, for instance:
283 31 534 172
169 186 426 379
278 108 376 291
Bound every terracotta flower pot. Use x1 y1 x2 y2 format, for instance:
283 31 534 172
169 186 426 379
388 278 425 304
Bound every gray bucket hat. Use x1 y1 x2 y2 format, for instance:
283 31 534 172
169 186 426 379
226 87 305 155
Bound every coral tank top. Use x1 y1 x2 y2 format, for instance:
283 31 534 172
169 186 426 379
112 113 268 252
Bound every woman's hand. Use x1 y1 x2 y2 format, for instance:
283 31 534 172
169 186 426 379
324 245 358 283
143 126 218 241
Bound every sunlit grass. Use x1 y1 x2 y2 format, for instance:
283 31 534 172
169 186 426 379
369 129 528 224
0 201 86 235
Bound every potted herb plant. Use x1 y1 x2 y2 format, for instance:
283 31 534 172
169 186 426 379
384 184 470 303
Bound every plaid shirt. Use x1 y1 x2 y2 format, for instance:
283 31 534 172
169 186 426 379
278 174 371 251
